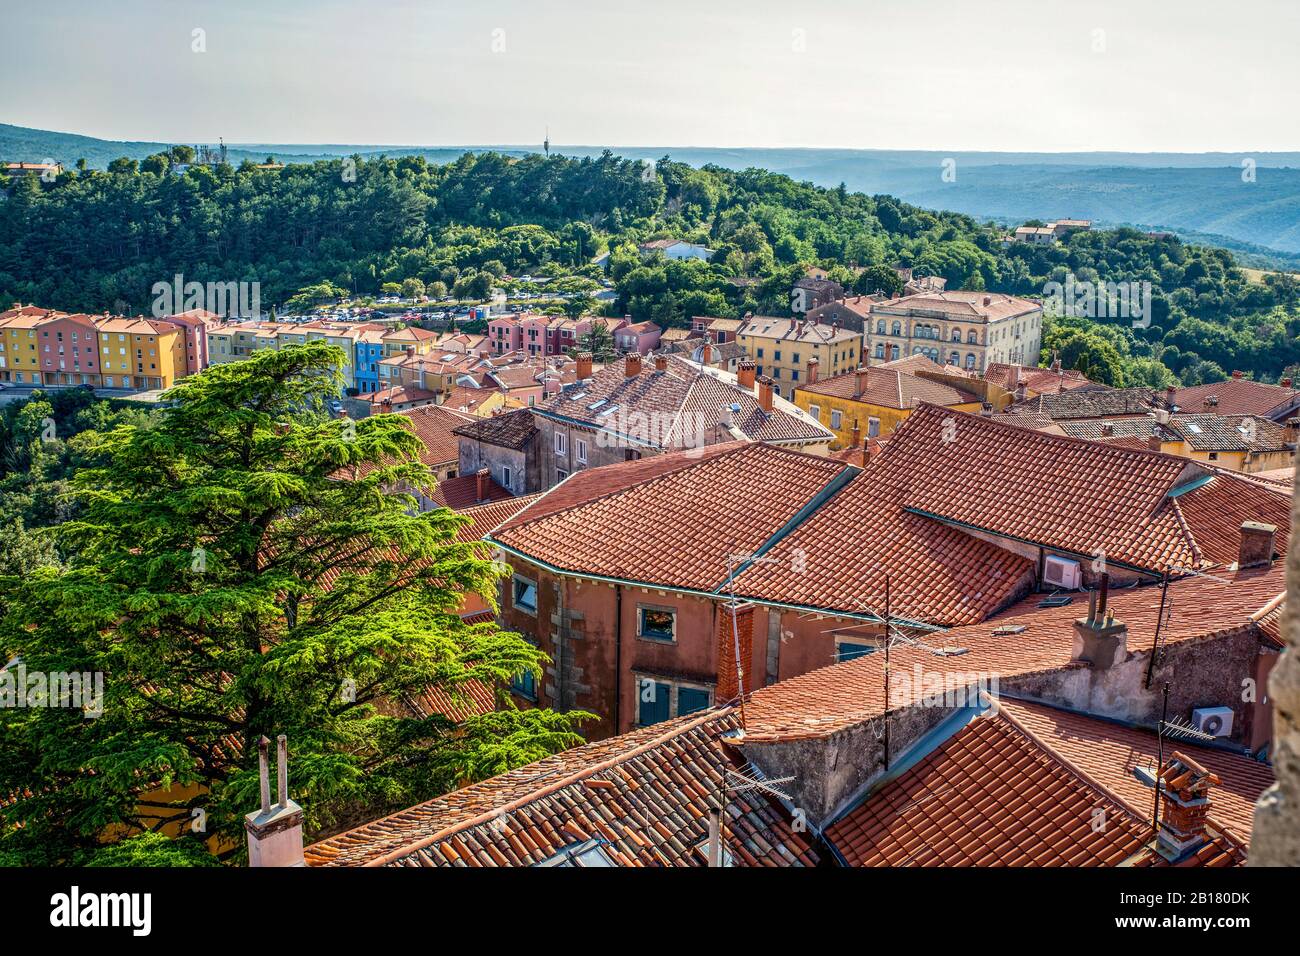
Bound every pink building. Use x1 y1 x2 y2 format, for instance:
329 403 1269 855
487 315 522 355
37 312 101 385
614 319 662 354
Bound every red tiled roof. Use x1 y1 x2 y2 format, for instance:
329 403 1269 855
985 362 1094 395
1177 378 1300 420
539 355 830 447
394 404 475 467
425 473 513 511
799 365 977 409
740 562 1285 743
885 404 1288 572
826 711 1152 866
492 442 851 591
455 495 543 543
998 699 1274 843
304 709 820 867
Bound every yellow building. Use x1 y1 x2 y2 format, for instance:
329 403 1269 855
0 305 50 384
736 316 861 401
1054 414 1296 475
794 364 982 448
95 317 187 390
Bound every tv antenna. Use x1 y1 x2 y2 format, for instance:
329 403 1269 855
707 762 796 867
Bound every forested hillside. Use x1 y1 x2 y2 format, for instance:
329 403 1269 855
2 148 1299 387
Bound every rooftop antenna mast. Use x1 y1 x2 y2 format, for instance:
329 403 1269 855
709 764 795 867
1143 569 1172 689
543 127 550 158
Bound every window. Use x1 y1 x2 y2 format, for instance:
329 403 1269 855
891 321 901 336
501 465 513 490
678 686 711 715
874 344 884 359
554 431 566 455
868 417 881 437
576 439 588 464
966 353 977 369
831 409 843 430
836 640 876 662
808 404 821 422
638 679 672 725
876 320 885 334
511 665 537 700
638 606 676 642
512 575 538 615
556 468 568 481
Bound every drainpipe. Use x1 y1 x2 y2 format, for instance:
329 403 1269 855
614 583 623 733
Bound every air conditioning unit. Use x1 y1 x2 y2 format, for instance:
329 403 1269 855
1191 706 1234 738
1042 555 1082 590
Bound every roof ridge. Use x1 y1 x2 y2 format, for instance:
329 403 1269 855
495 441 755 533
357 708 728 866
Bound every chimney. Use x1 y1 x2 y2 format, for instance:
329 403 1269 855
1284 416 1300 447
245 735 305 867
654 352 668 372
1153 752 1221 861
701 341 713 366
1232 370 1243 379
475 467 490 503
806 358 819 385
1282 377 1293 389
406 345 415 357
625 353 642 378
1203 396 1218 411
851 419 861 448
1147 430 1163 451
1164 385 1177 411
1070 575 1127 669
980 401 994 417
715 601 754 703
576 352 593 380
1238 521 1277 570
982 295 992 307
756 376 775 413
737 360 756 390
1100 422 1114 437
854 366 869 398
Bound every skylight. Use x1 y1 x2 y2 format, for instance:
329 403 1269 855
597 404 620 417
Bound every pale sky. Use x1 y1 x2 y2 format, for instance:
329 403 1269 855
2 0 1296 152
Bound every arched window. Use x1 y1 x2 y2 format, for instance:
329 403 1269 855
967 330 978 344
874 343 884 359
891 320 902 336
876 320 886 334
951 327 962 342
966 353 977 368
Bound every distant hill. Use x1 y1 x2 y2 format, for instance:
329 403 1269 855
5 123 1300 257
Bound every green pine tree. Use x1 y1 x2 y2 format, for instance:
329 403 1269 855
0 342 586 864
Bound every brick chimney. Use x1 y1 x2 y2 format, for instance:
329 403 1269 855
625 353 642 378
851 419 861 448
854 366 869 399
1070 575 1127 669
807 358 819 385
737 360 756 390
1239 521 1277 570
1164 384 1177 411
756 376 775 413
475 467 490 503
406 345 415 357
1147 431 1163 451
1203 395 1218 411
1232 370 1243 379
654 352 668 372
1154 751 1221 861
982 295 992 306
1100 422 1114 437
1284 417 1300 447
576 352 593 380
715 601 754 703
245 735 305 867
1282 377 1294 389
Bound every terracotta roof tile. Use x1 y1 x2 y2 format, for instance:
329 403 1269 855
492 442 851 590
740 562 1285 742
451 408 539 451
826 712 1151 866
1177 378 1300 420
799 365 978 409
997 699 1274 843
304 709 820 867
